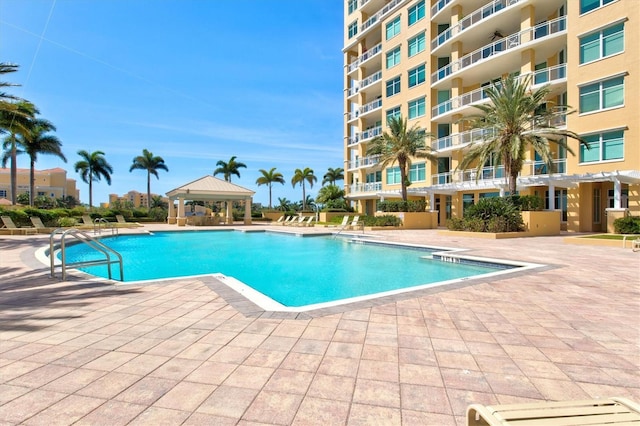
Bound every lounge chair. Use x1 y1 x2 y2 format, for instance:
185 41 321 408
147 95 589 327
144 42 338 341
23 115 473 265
294 216 314 227
467 397 640 426
338 215 350 228
287 216 306 226
347 215 363 231
115 214 141 227
274 215 285 224
1 216 37 235
279 216 293 226
81 215 94 226
301 216 315 227
30 217 56 233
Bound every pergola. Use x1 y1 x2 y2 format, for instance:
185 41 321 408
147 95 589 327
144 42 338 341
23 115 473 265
165 175 255 226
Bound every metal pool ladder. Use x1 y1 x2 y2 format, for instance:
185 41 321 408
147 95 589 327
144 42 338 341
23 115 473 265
50 228 124 281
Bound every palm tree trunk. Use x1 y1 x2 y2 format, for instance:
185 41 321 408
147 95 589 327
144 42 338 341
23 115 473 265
399 160 408 201
268 185 272 209
29 158 35 206
147 171 151 210
88 179 93 208
302 183 306 210
10 139 17 204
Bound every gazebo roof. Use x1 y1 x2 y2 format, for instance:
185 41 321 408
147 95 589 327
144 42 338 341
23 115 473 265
166 175 255 201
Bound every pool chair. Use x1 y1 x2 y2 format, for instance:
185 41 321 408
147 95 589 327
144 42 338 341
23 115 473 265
81 214 94 226
466 397 640 426
347 215 364 231
280 216 293 225
30 217 56 233
115 214 141 227
294 216 314 227
287 216 306 226
338 215 350 228
274 215 285 224
1 216 37 235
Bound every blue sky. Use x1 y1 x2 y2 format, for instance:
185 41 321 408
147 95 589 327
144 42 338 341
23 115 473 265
1 0 344 207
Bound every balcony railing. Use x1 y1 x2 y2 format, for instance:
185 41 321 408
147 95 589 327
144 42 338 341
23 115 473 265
347 125 383 146
350 182 382 194
348 98 382 122
432 64 567 118
529 159 567 175
432 16 567 84
360 0 405 33
431 0 523 51
348 154 381 169
432 128 495 151
348 43 383 73
348 70 383 97
431 0 452 18
430 166 505 186
431 172 453 185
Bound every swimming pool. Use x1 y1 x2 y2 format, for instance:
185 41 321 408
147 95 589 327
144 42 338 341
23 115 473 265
57 230 536 311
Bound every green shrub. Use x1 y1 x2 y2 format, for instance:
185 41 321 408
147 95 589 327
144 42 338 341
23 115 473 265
614 216 640 234
446 217 465 231
57 217 77 227
447 197 524 232
148 207 168 222
509 195 544 211
377 200 426 212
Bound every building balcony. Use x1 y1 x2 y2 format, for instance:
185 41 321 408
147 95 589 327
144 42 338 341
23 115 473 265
348 98 383 122
431 0 523 54
431 64 567 121
431 16 567 88
347 154 381 170
349 182 382 195
348 70 383 98
431 0 454 21
360 0 405 34
347 43 382 74
347 125 383 147
529 159 567 176
432 128 494 152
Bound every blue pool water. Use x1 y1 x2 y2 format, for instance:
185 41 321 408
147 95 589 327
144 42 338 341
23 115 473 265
60 231 512 307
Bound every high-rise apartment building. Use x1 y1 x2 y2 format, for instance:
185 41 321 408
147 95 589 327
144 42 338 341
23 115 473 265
343 0 638 232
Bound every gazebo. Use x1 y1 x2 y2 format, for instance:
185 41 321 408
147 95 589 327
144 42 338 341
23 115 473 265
165 175 255 226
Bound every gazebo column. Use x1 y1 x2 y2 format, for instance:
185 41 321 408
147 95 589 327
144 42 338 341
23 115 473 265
226 200 233 225
244 197 252 225
177 197 186 226
167 198 176 224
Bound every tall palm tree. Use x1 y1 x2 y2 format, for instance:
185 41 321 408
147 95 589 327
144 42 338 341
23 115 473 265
129 149 169 209
366 115 435 201
214 156 246 182
322 167 344 186
74 150 113 208
291 167 317 211
21 119 66 206
255 167 285 209
0 63 21 112
1 101 37 204
459 74 584 195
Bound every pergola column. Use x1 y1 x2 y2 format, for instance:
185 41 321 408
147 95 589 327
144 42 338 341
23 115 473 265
244 197 252 225
226 201 233 225
167 198 176 224
548 184 556 210
177 197 186 226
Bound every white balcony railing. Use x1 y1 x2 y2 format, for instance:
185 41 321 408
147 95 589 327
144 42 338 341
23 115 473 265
431 0 452 18
360 0 405 33
431 0 522 51
432 64 567 118
348 43 383 73
347 125 382 146
432 16 567 84
350 182 382 194
348 154 381 169
529 159 567 175
432 128 495 151
348 98 382 122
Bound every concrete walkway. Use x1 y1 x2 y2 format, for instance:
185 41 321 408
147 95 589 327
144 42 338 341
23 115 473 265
0 225 638 425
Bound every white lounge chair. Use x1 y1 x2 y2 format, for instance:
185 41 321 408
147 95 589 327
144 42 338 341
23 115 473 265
294 216 314 227
30 217 56 233
287 216 306 226
338 215 350 228
348 215 363 230
274 215 285 224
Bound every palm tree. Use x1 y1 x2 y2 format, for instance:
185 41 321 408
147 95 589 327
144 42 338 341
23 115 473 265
21 119 66 206
276 197 292 212
255 167 285 209
322 167 344 186
214 156 246 182
366 115 435 201
129 149 169 209
1 101 38 204
316 184 345 204
459 74 584 195
74 150 113 208
291 167 317 211
0 63 21 112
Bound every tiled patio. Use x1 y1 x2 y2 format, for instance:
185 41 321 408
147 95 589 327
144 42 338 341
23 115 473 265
0 224 638 425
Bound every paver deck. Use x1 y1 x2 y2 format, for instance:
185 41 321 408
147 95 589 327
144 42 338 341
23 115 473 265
1 224 638 425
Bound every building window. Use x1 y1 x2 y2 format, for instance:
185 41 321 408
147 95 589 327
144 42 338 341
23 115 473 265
386 46 401 69
386 16 401 40
408 64 425 87
0 190 6 198
386 76 401 97
580 23 624 64
408 0 425 26
408 32 426 57
579 76 624 113
386 106 401 123
580 129 624 163
462 194 475 214
386 167 401 185
348 0 358 14
580 0 615 15
408 97 425 119
409 163 426 182
348 21 358 39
